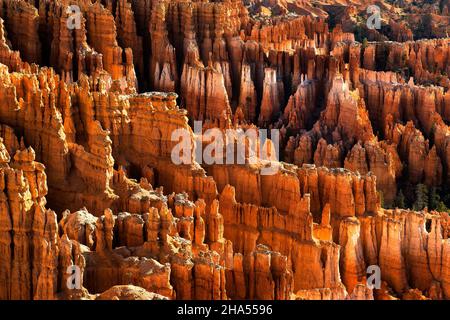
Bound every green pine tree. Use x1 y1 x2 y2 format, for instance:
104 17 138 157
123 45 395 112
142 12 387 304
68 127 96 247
395 189 406 209
429 187 440 210
413 184 429 211
443 193 450 208
436 201 449 213
362 37 369 49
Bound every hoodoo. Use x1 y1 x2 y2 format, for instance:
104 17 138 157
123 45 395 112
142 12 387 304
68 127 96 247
0 0 448 301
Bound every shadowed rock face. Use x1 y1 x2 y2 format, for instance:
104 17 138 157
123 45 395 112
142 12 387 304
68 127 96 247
0 0 448 301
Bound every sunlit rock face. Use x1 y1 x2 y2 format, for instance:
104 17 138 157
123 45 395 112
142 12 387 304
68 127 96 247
0 0 448 301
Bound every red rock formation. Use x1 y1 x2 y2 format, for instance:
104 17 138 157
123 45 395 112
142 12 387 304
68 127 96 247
345 141 399 205
1 0 41 64
0 17 24 71
284 76 317 131
227 245 293 300
149 1 177 92
339 217 366 294
424 146 443 187
86 2 137 88
181 43 232 124
259 68 283 125
238 63 258 122
0 139 79 300
96 285 168 300
0 0 448 302
114 0 144 86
